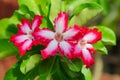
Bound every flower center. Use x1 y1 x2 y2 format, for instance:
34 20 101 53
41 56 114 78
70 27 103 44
80 40 87 47
55 33 63 42
27 30 34 39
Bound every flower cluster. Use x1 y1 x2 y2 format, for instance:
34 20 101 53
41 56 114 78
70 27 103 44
10 12 102 68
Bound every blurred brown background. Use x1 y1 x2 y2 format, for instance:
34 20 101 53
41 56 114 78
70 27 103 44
0 0 120 80
0 0 17 80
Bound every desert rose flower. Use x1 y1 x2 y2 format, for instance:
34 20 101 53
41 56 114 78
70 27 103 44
10 15 43 56
35 12 80 59
73 27 102 68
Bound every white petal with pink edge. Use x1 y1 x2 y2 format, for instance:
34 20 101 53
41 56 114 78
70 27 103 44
41 39 58 59
83 32 98 43
81 49 94 68
35 29 55 40
19 23 31 34
31 15 43 31
54 12 68 33
59 41 73 57
85 44 94 49
19 39 32 56
14 35 29 43
32 19 39 31
85 44 96 53
74 44 82 56
63 26 79 40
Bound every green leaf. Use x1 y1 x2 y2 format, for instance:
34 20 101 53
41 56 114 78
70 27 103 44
0 39 18 59
35 0 53 29
18 0 51 16
97 26 116 45
18 0 40 14
4 61 40 80
18 0 52 29
6 24 18 37
62 58 82 72
39 57 57 80
69 2 103 26
82 66 92 80
0 16 19 39
22 64 40 80
93 41 108 54
4 62 24 80
20 54 41 74
52 61 69 80
60 60 85 80
0 19 10 39
73 3 102 16
35 0 51 16
66 0 92 13
15 5 35 20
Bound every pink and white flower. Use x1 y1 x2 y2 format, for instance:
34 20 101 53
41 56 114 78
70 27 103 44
35 12 80 59
10 15 43 56
73 27 102 68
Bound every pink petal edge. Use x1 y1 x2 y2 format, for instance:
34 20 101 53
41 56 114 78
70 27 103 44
18 18 31 34
34 28 55 46
54 12 68 33
41 40 58 59
32 15 44 31
63 25 81 41
19 39 32 56
59 41 73 59
81 49 94 68
83 28 102 44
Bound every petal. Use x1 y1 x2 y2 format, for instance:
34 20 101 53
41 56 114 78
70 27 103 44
63 25 80 40
19 39 32 56
18 18 31 33
14 35 28 43
10 34 29 46
59 41 73 59
32 15 43 31
34 28 55 40
54 12 68 33
83 28 102 44
73 44 82 58
81 49 94 68
41 40 58 59
85 44 96 53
